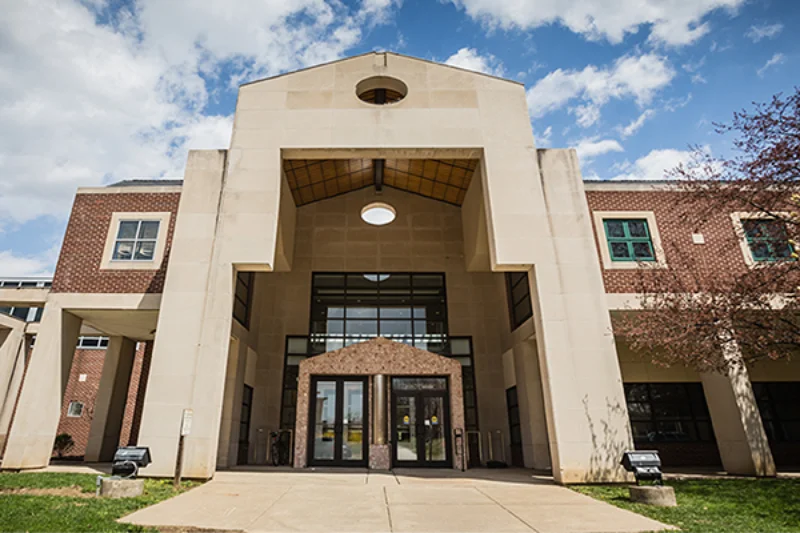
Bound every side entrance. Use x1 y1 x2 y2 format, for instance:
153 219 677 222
308 376 368 467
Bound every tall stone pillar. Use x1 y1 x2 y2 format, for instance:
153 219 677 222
2 304 82 469
136 150 233 478
701 339 775 476
84 337 137 462
527 149 633 483
217 336 248 468
511 338 551 469
0 323 26 451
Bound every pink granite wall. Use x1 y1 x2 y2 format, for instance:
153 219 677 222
294 337 464 469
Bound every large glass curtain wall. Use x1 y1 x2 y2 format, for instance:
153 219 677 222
310 273 447 352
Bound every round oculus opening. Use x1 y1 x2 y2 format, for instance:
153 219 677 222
361 202 396 226
356 76 407 105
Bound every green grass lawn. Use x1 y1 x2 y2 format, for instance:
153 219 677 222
574 478 800 533
0 472 199 532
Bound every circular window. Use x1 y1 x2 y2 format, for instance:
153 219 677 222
356 76 407 105
361 202 396 226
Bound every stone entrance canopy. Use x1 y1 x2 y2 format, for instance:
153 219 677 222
293 337 464 469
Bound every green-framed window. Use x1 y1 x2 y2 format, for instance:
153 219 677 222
603 219 655 262
742 219 795 262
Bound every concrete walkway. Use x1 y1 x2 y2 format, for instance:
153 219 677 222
121 467 671 533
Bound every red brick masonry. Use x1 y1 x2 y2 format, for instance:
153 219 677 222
51 191 180 294
586 190 751 293
55 342 152 458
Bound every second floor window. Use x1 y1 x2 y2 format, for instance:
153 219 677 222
603 219 655 262
233 272 254 328
112 220 160 261
743 219 794 262
505 272 533 331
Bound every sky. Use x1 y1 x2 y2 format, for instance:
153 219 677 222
1 0 798 277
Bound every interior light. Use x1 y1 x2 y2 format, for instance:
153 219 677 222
364 274 391 282
361 202 396 226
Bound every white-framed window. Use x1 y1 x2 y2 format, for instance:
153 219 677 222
731 212 796 267
77 336 109 349
112 220 160 261
100 212 171 270
67 401 84 417
592 211 667 270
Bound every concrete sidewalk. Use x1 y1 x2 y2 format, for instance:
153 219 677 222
121 467 671 533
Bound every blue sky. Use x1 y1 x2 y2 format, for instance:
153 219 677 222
1 0 797 276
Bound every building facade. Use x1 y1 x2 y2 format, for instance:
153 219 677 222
0 53 797 482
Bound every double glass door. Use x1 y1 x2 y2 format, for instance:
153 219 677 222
309 376 368 466
392 378 451 467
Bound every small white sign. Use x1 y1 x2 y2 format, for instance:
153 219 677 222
692 233 706 244
181 409 193 436
78 374 87 382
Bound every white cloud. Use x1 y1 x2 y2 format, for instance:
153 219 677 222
619 110 656 138
0 250 55 277
757 53 786 78
448 0 744 46
526 53 675 125
746 23 783 42
0 0 395 228
611 148 698 181
444 47 505 77
574 138 624 163
535 126 553 147
572 105 601 128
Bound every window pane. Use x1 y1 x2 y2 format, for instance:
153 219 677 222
632 242 654 260
631 421 655 441
610 242 631 260
138 220 160 239
345 320 378 336
117 221 138 239
233 300 247 323
381 306 412 319
135 241 156 260
346 306 378 319
113 241 134 260
627 220 648 238
380 320 413 337
605 220 625 238
773 242 794 259
749 241 771 260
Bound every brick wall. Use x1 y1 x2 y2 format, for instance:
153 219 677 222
55 342 149 459
51 192 181 294
586 190 751 293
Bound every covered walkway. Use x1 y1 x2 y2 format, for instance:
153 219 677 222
121 467 671 533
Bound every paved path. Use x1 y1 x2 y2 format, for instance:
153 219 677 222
121 467 671 533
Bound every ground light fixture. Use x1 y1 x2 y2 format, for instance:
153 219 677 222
361 202 396 226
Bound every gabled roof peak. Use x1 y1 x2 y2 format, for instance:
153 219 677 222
240 51 522 88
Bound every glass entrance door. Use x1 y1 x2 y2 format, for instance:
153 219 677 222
309 376 368 467
392 378 451 467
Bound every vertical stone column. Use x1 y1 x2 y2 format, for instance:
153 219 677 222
84 337 137 462
136 150 229 477
512 338 551 469
217 336 248 468
0 325 26 451
2 304 82 469
701 338 775 476
528 149 633 483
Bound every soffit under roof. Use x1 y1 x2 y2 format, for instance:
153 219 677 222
283 159 478 207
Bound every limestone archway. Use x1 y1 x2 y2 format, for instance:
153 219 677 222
294 337 464 469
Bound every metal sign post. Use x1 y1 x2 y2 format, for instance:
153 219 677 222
174 409 192 488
